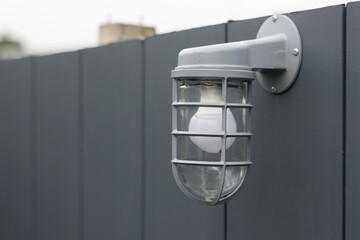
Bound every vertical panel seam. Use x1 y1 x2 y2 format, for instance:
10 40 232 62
342 5 347 240
224 21 229 240
141 39 146 240
30 57 37 240
78 50 85 240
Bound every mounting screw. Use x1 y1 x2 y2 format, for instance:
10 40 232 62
271 86 277 93
272 15 278 22
293 48 299 56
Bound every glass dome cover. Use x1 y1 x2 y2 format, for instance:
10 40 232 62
171 76 253 205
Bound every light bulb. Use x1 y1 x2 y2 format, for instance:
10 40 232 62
189 85 237 153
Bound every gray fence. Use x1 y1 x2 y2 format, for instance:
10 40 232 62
1 3 359 240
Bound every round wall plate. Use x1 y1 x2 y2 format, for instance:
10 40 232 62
256 15 302 94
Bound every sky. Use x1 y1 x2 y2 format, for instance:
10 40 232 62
0 0 348 55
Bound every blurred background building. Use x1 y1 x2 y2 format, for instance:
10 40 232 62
99 22 155 45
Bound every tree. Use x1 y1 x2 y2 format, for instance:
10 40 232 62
0 35 23 59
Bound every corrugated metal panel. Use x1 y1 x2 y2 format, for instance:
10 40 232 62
346 2 360 240
35 52 80 240
82 40 143 240
144 24 226 240
227 5 344 240
0 58 34 240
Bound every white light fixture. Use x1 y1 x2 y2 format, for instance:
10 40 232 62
171 15 302 205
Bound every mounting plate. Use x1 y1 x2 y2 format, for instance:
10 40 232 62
256 15 302 94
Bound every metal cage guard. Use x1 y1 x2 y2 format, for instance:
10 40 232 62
171 77 253 205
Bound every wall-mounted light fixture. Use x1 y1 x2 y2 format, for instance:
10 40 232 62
171 15 302 205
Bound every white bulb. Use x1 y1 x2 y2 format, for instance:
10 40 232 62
189 85 237 153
